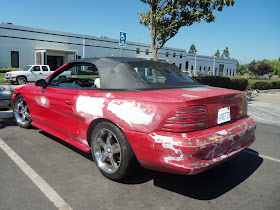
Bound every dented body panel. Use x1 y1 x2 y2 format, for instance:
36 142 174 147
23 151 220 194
12 57 257 176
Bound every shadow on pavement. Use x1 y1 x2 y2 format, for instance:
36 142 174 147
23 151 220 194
124 148 263 200
0 119 17 129
37 128 262 200
39 131 93 161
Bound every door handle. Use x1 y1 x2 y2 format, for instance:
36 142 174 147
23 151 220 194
65 99 73 105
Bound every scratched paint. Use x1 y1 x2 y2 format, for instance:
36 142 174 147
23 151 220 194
150 133 189 169
107 100 156 126
76 96 105 116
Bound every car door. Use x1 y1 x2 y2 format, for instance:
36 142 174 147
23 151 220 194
41 66 51 79
30 64 80 140
30 66 42 81
31 85 79 140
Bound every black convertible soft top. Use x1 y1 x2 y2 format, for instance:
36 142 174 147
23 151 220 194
68 57 198 90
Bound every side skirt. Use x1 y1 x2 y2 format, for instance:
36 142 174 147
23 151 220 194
32 121 91 153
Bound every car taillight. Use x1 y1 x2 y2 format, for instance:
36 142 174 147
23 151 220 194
158 106 208 133
239 97 248 118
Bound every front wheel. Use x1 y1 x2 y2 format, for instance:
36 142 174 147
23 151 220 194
91 122 137 181
17 76 27 84
13 95 32 128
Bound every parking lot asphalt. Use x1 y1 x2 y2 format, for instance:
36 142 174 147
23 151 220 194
0 91 280 209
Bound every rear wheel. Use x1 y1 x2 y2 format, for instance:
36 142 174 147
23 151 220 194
91 122 137 181
13 95 32 128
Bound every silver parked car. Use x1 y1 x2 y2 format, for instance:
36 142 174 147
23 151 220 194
0 86 12 109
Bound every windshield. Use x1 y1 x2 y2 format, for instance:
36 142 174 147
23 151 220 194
24 66 32 71
134 65 196 88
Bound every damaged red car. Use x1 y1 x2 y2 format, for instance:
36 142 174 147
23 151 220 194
12 57 257 181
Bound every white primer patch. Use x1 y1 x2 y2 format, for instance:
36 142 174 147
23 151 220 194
106 93 112 98
181 87 211 91
182 94 199 98
107 100 155 126
76 96 105 116
82 140 89 146
217 130 228 135
150 134 189 169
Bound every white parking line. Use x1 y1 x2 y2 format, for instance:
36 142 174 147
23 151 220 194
248 112 280 125
245 149 280 163
0 138 72 210
248 104 280 116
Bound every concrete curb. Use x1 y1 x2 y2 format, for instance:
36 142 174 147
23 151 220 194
0 110 13 119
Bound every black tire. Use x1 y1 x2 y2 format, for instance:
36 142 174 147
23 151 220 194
17 76 27 84
91 122 137 181
13 95 32 128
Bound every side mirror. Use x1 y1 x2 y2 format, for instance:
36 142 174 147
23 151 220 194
35 79 47 88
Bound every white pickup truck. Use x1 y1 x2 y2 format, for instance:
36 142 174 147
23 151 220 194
4 65 54 84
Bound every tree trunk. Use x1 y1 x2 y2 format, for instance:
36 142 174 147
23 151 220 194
150 0 158 61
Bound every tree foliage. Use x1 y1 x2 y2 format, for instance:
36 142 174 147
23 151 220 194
263 59 280 76
139 0 235 60
249 62 273 76
236 62 249 75
188 43 197 54
214 49 220 57
222 46 230 58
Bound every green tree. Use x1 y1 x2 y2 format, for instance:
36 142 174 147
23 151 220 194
214 50 220 57
222 47 230 58
139 0 235 61
188 43 197 54
236 61 249 75
263 59 280 76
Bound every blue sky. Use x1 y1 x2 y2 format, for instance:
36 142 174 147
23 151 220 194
1 0 279 64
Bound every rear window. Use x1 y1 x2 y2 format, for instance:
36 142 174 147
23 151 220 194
134 65 196 88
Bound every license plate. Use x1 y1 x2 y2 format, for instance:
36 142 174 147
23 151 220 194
217 107 231 124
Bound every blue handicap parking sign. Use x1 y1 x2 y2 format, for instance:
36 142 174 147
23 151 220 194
119 32 126 47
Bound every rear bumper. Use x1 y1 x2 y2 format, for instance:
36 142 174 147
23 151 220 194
125 116 257 175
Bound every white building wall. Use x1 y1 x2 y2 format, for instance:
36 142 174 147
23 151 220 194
0 23 237 75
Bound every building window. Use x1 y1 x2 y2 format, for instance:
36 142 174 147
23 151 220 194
180 54 182 58
173 53 176 58
179 64 182 70
227 68 228 75
77 55 81 59
11 51 19 68
208 67 210 71
204 67 206 71
191 66 194 70
136 48 140 54
199 66 202 70
145 49 149 55
166 52 169 57
42 66 49 71
185 61 189 70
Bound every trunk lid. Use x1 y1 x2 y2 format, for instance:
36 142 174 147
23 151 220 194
149 86 247 128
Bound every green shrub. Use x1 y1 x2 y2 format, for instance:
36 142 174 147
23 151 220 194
193 76 248 91
0 67 21 73
248 80 280 90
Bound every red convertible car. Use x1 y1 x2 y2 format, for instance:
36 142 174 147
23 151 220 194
12 57 257 181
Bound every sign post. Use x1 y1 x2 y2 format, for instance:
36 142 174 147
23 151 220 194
119 32 126 57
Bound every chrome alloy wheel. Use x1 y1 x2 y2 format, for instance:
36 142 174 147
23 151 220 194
14 98 31 126
93 128 121 174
